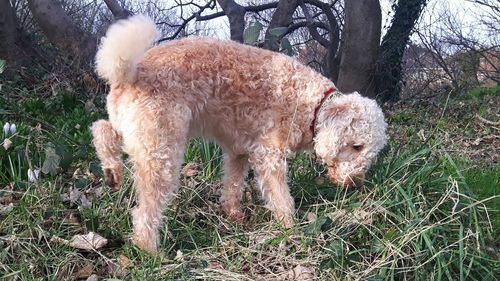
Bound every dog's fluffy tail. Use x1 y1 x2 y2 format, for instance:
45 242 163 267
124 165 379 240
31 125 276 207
95 15 158 84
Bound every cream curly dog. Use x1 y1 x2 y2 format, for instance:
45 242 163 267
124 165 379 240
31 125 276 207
92 15 387 253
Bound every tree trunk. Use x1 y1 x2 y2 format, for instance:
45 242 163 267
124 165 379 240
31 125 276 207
27 0 97 67
264 0 299 51
374 0 427 103
337 0 381 97
217 0 245 42
0 0 20 62
104 0 131 20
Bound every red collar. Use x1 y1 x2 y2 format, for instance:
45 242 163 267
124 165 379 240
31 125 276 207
310 87 336 136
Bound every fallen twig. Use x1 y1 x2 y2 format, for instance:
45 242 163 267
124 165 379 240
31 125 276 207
476 114 500 126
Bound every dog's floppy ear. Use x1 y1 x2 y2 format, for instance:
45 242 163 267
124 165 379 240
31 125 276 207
314 100 359 161
324 103 352 119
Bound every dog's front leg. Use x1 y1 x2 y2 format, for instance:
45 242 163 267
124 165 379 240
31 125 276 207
249 147 295 227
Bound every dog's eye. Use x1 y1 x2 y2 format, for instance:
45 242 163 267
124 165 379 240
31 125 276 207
352 144 364 151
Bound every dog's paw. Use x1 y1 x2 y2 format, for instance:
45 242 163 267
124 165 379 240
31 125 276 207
131 234 158 254
275 212 295 228
104 167 122 191
227 209 246 224
222 204 245 224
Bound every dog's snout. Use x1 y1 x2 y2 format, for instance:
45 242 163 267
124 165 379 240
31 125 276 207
343 177 357 187
341 176 364 188
327 165 365 188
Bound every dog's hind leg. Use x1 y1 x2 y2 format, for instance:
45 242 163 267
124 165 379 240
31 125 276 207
91 120 124 191
249 147 295 227
123 106 190 254
220 153 248 223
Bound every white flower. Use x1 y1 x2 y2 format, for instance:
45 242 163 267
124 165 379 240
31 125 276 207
3 122 10 135
10 123 16 134
28 168 41 182
2 138 12 150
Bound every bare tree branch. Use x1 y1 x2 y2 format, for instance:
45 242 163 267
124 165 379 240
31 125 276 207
300 3 329 47
158 0 216 42
103 0 132 20
287 21 329 35
197 2 278 21
466 0 500 14
264 0 299 50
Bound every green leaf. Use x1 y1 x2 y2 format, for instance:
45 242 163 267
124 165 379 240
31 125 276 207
268 27 288 37
42 145 61 176
264 37 280 51
81 208 99 231
0 59 5 74
327 240 344 257
304 216 332 235
89 161 103 178
55 144 72 171
280 37 294 56
366 276 385 281
74 178 92 189
319 258 335 270
243 21 263 44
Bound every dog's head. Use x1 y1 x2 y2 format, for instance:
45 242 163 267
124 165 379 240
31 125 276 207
314 92 387 188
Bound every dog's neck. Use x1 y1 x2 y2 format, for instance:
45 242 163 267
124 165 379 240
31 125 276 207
310 87 340 137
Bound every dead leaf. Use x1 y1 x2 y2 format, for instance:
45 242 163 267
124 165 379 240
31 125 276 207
51 232 108 250
61 187 91 208
69 187 81 203
80 194 91 208
85 100 96 111
3 138 12 150
257 265 315 281
103 260 128 278
417 129 426 141
63 214 79 224
86 274 99 281
352 209 374 225
0 203 14 215
0 194 13 205
283 265 315 280
175 249 184 261
74 263 93 279
93 186 104 198
117 254 132 268
306 212 317 223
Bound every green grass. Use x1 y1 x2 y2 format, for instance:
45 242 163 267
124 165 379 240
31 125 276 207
461 165 500 237
1 83 499 280
462 85 500 101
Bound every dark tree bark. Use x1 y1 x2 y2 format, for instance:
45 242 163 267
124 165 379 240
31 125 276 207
217 0 245 42
0 0 21 62
337 0 381 97
264 0 299 51
374 0 427 102
104 0 132 20
27 0 97 67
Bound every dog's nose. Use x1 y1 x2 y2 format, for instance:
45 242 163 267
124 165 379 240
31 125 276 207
343 177 357 187
327 166 365 188
342 176 364 188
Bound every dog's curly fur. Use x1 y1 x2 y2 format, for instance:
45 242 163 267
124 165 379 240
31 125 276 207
92 15 388 253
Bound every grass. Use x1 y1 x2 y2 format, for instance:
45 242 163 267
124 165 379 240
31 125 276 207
0 80 499 280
